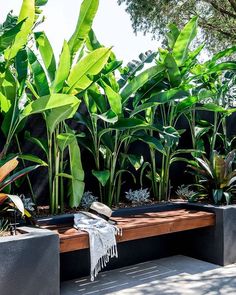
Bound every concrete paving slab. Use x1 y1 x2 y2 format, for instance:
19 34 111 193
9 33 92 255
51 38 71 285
61 255 236 295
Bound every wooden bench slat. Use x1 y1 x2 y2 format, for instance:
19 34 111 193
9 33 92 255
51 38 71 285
42 209 215 253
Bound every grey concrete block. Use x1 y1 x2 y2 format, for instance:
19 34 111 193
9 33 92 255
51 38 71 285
0 226 60 295
181 203 236 266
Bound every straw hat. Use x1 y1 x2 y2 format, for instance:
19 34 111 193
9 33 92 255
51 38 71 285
89 202 112 220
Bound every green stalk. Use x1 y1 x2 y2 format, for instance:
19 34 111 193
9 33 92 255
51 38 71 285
15 135 36 203
92 117 103 201
115 136 130 205
48 130 54 213
108 130 119 206
210 112 218 154
53 130 60 214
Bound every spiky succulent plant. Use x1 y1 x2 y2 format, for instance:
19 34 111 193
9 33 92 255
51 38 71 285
81 191 98 209
125 188 150 204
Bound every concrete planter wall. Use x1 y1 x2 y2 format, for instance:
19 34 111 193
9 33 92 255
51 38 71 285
181 203 236 266
0 226 60 295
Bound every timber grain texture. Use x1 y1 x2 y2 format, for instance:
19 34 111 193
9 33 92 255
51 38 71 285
42 209 215 253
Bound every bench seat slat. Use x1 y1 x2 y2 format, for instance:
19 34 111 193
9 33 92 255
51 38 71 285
42 209 215 253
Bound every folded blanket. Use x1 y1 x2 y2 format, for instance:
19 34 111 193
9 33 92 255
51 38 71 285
74 211 121 281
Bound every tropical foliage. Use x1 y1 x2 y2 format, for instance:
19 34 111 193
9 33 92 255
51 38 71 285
1 0 236 221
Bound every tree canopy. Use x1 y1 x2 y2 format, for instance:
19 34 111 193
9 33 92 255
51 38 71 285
118 0 236 52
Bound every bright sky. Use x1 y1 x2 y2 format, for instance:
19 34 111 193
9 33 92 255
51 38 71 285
1 0 158 64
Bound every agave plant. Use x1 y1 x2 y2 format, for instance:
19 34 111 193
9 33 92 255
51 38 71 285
0 157 39 234
188 150 236 204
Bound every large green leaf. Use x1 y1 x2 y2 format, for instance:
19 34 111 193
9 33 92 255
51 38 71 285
172 16 198 66
112 118 150 130
46 101 80 134
135 134 165 154
4 0 35 60
68 0 99 58
207 62 236 74
57 133 75 152
100 80 122 115
16 49 28 83
166 23 180 49
34 32 56 82
0 20 25 51
207 46 236 67
18 154 48 166
25 131 48 157
66 47 111 94
66 129 85 208
92 170 110 186
164 53 181 87
121 65 165 104
20 93 80 120
27 48 50 96
51 41 71 93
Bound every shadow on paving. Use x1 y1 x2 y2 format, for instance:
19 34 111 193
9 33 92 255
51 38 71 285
61 255 236 295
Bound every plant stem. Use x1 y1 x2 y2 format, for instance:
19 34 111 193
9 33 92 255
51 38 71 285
15 135 36 203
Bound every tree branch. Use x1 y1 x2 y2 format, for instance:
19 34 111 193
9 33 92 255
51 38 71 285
200 20 235 38
202 0 236 19
228 0 236 13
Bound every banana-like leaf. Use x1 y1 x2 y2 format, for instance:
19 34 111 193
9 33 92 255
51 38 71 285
207 46 236 67
135 134 165 154
46 99 80 134
16 49 28 83
27 48 50 96
92 170 110 186
34 32 56 82
51 41 71 93
20 93 80 119
100 80 122 115
207 62 236 74
0 20 25 51
121 65 165 104
126 154 144 171
66 47 111 94
25 131 48 157
5 0 35 60
57 133 75 152
68 0 99 58
166 23 180 49
112 118 150 130
176 96 198 113
18 154 48 166
164 53 181 87
0 157 19 183
172 16 198 66
66 128 85 208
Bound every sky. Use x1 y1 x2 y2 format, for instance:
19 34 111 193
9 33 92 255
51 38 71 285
0 0 158 64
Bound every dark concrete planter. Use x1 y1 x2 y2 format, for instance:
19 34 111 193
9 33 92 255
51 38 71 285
180 203 236 266
0 226 60 295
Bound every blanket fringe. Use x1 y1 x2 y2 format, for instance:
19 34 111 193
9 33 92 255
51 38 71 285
91 244 119 281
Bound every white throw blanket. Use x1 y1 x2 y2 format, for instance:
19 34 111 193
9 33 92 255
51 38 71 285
74 211 121 281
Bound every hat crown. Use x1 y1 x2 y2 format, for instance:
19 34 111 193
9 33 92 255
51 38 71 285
90 202 112 218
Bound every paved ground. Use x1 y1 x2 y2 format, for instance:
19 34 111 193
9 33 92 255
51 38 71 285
61 255 236 295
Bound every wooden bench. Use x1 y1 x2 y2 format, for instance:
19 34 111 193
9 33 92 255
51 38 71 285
42 209 215 253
